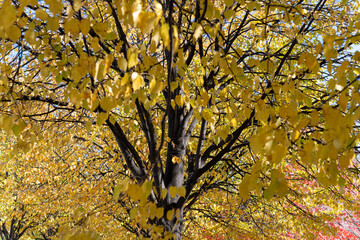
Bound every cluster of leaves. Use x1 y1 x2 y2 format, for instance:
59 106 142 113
0 123 129 239
0 0 360 238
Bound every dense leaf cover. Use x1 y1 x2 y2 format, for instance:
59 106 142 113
0 0 360 239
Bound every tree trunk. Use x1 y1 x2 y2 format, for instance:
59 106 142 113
158 206 184 239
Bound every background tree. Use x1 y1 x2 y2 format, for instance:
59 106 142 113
0 0 360 238
0 122 130 240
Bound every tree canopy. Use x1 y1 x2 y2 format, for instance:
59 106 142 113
0 0 360 239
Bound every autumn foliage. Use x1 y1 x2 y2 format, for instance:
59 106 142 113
0 0 360 239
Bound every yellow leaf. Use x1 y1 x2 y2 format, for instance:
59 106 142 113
113 184 122 201
172 25 179 52
338 176 345 194
117 56 127 71
90 98 99 112
64 18 79 35
248 58 260 67
127 183 142 201
282 101 298 124
69 87 81 107
231 118 237 128
96 112 108 126
339 153 352 170
324 45 337 61
73 0 82 12
202 109 213 123
131 72 144 91
2 2 17 29
155 207 164 218
104 54 114 73
12 120 26 136
355 21 360 29
36 8 49 20
239 175 250 200
80 19 90 35
315 42 323 55
213 51 220 66
16 17 27 28
161 188 167 199
127 48 138 69
166 209 174 220
154 225 164 234
6 25 21 42
93 60 105 81
141 180 152 198
217 125 230 140
194 24 203 40
324 162 338 185
271 168 288 196
353 68 360 76
160 23 170 49
149 78 157 94
100 96 115 111
48 17 60 31
46 0 63 15
300 140 314 164
149 202 156 220
137 12 157 34
16 139 30 153
92 22 108 37
305 53 319 71
154 1 163 18
175 95 184 106
272 144 287 165
172 156 181 164
85 121 92 131
132 0 142 25
200 89 210 105
177 186 186 198
120 73 130 86
322 104 341 129
317 170 330 188
250 132 264 154
169 186 177 198
224 0 234 7
170 81 178 92
130 208 138 219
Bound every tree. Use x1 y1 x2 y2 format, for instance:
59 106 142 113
0 0 360 238
0 125 126 240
